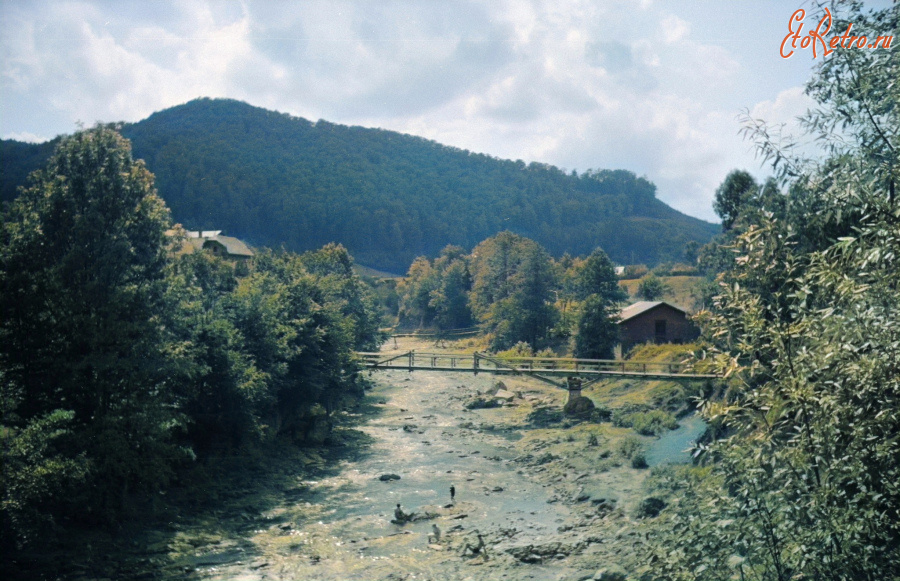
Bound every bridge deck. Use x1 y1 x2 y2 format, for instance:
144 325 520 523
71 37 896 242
355 351 718 382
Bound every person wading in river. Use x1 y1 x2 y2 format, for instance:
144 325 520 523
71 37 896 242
450 484 456 503
394 503 411 523
460 532 487 559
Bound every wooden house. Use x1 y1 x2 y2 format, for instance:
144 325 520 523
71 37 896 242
616 301 698 355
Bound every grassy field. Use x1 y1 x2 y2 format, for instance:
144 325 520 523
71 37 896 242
618 275 706 312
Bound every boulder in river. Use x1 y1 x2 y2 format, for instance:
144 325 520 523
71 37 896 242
593 564 628 580
564 395 596 416
379 473 401 481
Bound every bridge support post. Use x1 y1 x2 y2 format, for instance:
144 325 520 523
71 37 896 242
566 376 583 405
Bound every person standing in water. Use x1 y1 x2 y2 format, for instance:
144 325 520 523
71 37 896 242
450 484 456 502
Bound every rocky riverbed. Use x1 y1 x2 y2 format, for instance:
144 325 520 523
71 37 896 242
52 342 700 581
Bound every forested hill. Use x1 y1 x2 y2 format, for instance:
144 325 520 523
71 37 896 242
1 98 718 272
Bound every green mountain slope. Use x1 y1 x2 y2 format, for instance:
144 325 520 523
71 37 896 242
1 98 718 272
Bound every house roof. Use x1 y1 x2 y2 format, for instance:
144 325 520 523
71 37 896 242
203 235 254 257
168 227 254 258
188 235 254 257
618 301 686 323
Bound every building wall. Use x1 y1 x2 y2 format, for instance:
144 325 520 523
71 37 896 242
619 304 698 351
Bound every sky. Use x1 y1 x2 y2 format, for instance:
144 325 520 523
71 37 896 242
1 1 889 222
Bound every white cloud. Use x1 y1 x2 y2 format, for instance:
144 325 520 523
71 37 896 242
749 86 814 137
1 0 818 224
661 15 691 44
2 131 49 143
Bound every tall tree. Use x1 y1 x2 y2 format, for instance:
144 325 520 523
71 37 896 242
573 247 627 303
713 169 758 231
572 248 625 359
1 128 180 531
469 232 558 350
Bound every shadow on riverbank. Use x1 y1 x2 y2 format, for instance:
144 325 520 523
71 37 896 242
2 395 387 581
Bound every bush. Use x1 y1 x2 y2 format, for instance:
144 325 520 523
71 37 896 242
635 496 667 517
629 410 678 436
631 453 649 469
617 436 645 460
613 407 678 436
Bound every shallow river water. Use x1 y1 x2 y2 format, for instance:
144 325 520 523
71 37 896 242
191 370 589 581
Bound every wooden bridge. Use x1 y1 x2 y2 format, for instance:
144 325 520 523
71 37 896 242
355 351 718 387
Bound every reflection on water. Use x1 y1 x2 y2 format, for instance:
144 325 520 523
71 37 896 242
645 413 706 466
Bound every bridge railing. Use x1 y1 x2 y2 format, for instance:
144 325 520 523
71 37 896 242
355 351 697 375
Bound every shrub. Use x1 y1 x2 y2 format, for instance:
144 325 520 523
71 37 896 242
617 436 645 460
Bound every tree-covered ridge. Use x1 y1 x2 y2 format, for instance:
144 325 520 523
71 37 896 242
1 98 718 272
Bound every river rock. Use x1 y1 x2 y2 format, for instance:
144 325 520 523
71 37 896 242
494 389 516 401
564 395 596 416
379 473 401 481
506 540 586 563
593 564 627 580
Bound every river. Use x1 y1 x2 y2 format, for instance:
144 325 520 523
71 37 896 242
146 352 699 581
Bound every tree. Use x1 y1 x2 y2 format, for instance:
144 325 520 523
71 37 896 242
574 293 619 359
649 3 900 579
713 170 758 231
397 256 439 328
572 248 625 359
1 128 181 535
573 248 627 303
469 232 558 350
636 273 669 300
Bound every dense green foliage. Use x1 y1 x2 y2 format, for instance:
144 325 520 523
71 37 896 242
0 130 381 550
0 99 718 272
648 3 900 579
469 232 560 350
396 234 627 353
636 273 670 301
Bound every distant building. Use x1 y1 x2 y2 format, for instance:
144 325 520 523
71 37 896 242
167 227 254 260
616 301 699 355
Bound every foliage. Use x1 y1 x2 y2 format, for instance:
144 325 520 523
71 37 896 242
574 293 620 359
713 169 758 231
571 248 627 302
637 273 670 300
397 245 473 330
0 128 183 536
469 232 559 350
2 100 719 272
648 3 900 579
612 406 678 436
0 409 87 547
617 435 645 461
0 128 383 552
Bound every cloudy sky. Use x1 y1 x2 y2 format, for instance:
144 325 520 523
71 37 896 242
1 1 883 222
